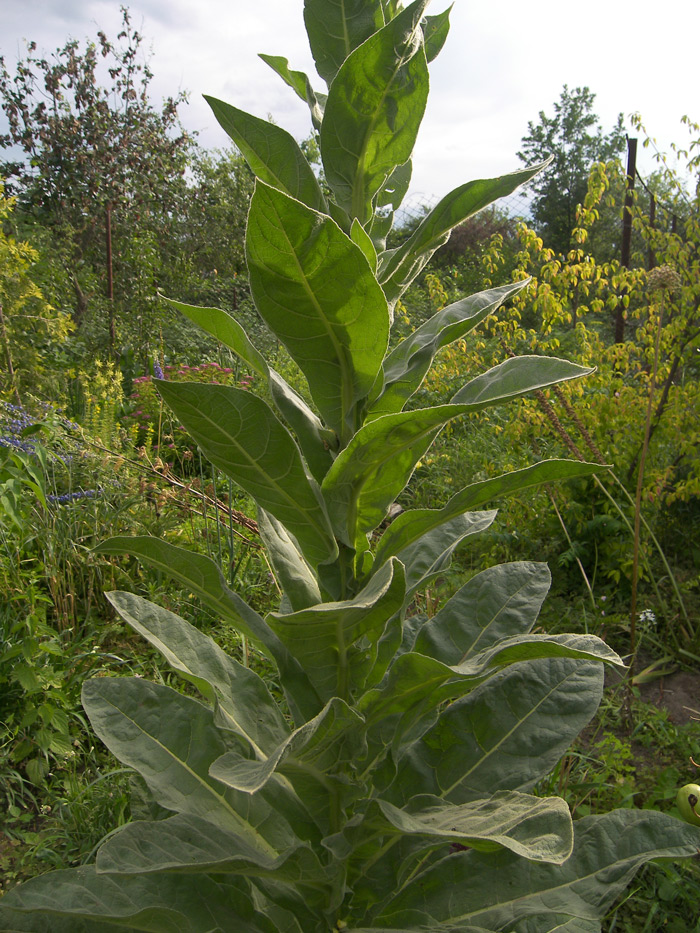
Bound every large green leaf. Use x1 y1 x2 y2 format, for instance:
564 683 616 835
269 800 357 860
210 696 365 794
451 351 589 426
246 181 389 441
158 299 333 478
331 792 572 921
304 0 386 85
159 296 269 379
376 810 700 929
378 162 549 304
414 561 552 664
96 812 327 889
156 381 337 568
368 791 573 863
423 8 451 62
450 356 593 406
451 632 621 675
81 678 293 856
340 793 571 926
320 0 430 224
268 370 336 483
104 591 289 757
369 281 529 418
204 96 326 211
361 637 617 772
93 536 320 723
258 54 326 131
0 867 273 932
322 407 449 546
267 558 405 702
386 658 604 806
398 510 498 598
373 460 604 569
323 358 591 547
257 509 322 611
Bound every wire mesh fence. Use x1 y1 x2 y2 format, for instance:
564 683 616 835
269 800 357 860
395 188 531 231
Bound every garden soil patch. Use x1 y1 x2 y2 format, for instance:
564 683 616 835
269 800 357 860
638 670 700 725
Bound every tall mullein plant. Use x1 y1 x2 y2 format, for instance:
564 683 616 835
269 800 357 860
3 3 699 931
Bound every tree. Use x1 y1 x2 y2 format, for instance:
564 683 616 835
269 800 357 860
0 8 194 356
0 185 73 401
518 85 625 254
179 147 254 307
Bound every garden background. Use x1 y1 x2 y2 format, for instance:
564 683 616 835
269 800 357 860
1 10 699 931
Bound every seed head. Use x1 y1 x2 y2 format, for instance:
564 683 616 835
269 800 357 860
647 265 681 294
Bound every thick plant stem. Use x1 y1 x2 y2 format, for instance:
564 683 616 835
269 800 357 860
630 291 665 664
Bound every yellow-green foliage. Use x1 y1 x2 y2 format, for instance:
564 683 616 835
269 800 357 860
0 187 74 399
78 360 125 448
424 154 700 514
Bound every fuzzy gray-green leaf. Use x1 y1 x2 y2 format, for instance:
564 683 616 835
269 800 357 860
257 509 322 611
160 297 269 379
246 181 389 440
369 281 529 417
450 356 593 406
414 561 552 664
210 697 365 794
205 96 326 211
320 0 429 224
373 460 605 569
96 812 326 887
258 54 326 130
156 380 337 568
371 791 573 863
158 299 333 478
104 591 289 757
93 535 320 723
398 510 498 597
379 162 550 304
0 867 272 933
387 658 604 806
304 0 386 85
377 810 700 929
267 558 405 702
81 678 291 856
324 355 591 548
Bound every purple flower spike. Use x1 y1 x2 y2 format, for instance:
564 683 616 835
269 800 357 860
153 360 165 380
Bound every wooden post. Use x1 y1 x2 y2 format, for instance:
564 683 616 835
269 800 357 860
647 193 656 271
616 137 637 343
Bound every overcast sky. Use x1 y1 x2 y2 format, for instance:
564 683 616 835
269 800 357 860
1 0 697 205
